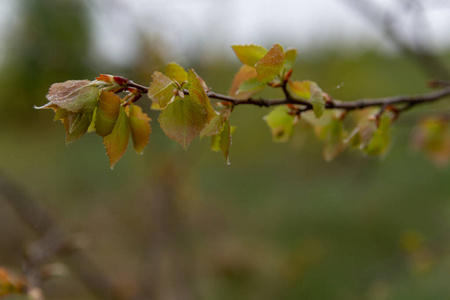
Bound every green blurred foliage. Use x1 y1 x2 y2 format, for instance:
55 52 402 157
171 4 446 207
1 1 450 300
0 0 90 122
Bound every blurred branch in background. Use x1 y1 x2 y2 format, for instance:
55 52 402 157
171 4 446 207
0 170 131 300
136 161 194 300
341 0 450 79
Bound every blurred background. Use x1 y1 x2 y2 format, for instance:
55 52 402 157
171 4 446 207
1 0 450 299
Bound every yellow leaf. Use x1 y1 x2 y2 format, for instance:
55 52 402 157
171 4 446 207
127 104 151 154
231 44 267 66
95 91 121 137
165 62 188 83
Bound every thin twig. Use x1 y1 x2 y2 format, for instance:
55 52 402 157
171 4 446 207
327 86 450 111
340 0 450 79
130 80 450 113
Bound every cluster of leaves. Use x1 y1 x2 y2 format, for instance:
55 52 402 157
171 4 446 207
148 65 234 164
36 76 151 168
264 106 395 161
37 43 450 167
230 44 395 161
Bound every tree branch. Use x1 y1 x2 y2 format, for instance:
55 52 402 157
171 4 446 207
327 86 450 111
124 79 450 113
340 0 450 79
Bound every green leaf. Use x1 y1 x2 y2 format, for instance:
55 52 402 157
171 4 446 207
264 106 295 142
200 114 224 138
43 80 100 113
103 107 130 169
229 65 262 99
211 120 234 165
147 71 176 109
188 69 217 122
345 128 362 148
322 117 347 161
310 82 325 118
238 78 266 93
231 44 267 66
364 113 393 156
53 107 69 121
87 107 97 133
158 97 207 149
288 80 325 118
95 91 122 137
288 80 311 99
127 104 151 154
302 110 334 130
347 108 379 148
255 43 285 83
165 62 188 84
64 112 93 144
284 48 298 71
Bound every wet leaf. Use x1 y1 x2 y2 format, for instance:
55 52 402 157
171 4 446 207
148 71 176 109
103 107 130 169
264 106 295 142
188 69 217 122
165 62 188 84
159 97 207 149
255 43 285 83
231 44 267 66
127 104 151 154
95 91 122 137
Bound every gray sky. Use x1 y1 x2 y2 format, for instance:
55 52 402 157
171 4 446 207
2 0 450 65
89 0 450 64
